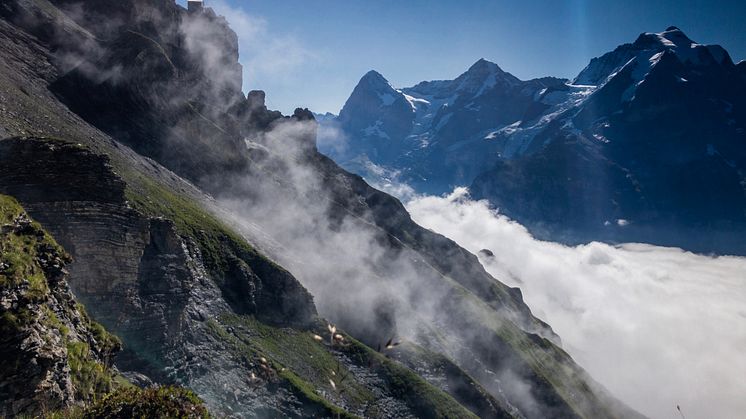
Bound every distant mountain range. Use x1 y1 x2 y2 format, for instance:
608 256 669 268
0 0 641 417
319 27 746 255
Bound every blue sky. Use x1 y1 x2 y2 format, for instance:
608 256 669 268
178 0 746 114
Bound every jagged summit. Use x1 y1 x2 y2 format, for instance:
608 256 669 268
638 27 730 64
357 69 397 96
342 69 405 112
467 58 503 73
574 27 733 86
187 0 203 13
633 26 695 48
464 58 516 82
337 67 414 156
361 69 390 83
455 57 521 92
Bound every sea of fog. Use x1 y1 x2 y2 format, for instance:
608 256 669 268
405 187 746 419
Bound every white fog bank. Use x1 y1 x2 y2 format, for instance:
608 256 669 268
405 187 746 419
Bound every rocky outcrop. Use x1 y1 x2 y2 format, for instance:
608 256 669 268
0 137 328 417
0 136 317 369
0 2 499 413
0 136 485 418
0 195 119 417
45 4 251 183
0 0 643 417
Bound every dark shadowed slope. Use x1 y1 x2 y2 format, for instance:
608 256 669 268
0 0 642 417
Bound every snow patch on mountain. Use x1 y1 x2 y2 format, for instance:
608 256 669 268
363 120 390 139
495 84 596 157
401 92 430 111
620 51 664 102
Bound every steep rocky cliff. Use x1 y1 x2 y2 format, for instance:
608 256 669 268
0 137 315 373
0 17 486 415
0 194 120 416
1 195 213 418
0 0 642 417
0 137 484 418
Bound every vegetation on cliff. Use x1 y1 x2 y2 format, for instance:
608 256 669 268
0 0 644 416
206 314 480 418
60 386 211 419
1 194 119 414
1 195 210 418
0 195 65 302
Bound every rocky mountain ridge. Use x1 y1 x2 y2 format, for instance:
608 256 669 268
329 59 566 192
323 27 746 254
0 0 642 417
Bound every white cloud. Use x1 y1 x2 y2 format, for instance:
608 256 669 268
406 187 746 419
207 1 317 90
315 118 349 156
218 121 569 415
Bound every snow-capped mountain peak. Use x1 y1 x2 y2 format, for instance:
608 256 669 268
574 27 733 86
454 58 521 95
463 58 506 82
337 69 415 148
360 70 394 90
635 27 731 66
353 70 402 106
404 58 521 100
464 58 517 82
322 26 746 256
636 26 695 49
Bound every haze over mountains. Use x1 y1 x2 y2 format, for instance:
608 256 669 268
321 27 746 255
405 189 746 419
0 0 647 418
1 1 744 418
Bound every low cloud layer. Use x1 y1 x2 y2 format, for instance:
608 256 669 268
406 187 746 419
217 120 591 416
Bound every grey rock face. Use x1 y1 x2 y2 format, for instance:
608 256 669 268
337 70 417 162
0 0 645 417
36 0 257 184
0 138 318 417
0 200 117 417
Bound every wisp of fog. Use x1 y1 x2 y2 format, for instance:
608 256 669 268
406 187 746 419
187 3 745 416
